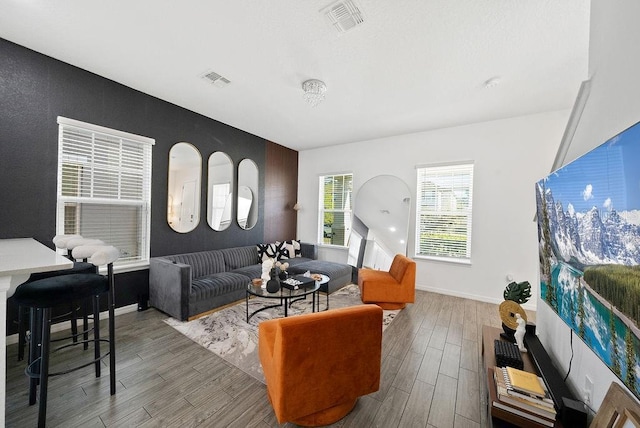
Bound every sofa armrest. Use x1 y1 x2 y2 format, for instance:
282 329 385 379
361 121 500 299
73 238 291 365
149 257 192 321
299 242 318 260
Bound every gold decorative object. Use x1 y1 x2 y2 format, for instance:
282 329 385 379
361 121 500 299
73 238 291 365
499 300 527 330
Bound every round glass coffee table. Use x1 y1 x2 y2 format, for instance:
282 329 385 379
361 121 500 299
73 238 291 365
246 281 320 322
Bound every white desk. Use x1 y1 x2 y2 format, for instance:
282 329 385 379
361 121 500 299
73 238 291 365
0 238 73 426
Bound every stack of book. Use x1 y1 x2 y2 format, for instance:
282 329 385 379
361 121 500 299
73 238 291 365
488 366 557 427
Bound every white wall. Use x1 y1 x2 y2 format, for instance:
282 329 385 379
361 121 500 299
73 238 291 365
298 109 570 309
537 0 640 414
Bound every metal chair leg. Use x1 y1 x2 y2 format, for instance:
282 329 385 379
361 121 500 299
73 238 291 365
18 305 27 361
93 295 101 378
27 308 40 406
70 303 78 344
37 308 51 428
83 301 89 350
108 263 116 395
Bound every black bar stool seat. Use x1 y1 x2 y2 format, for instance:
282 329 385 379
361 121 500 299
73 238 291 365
17 262 99 360
13 244 119 428
14 273 108 308
28 261 97 282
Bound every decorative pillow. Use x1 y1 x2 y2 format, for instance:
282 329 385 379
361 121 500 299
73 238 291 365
277 240 301 260
273 241 288 260
257 243 278 263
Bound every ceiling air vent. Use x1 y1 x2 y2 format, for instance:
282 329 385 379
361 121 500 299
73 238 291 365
201 70 231 88
323 0 365 33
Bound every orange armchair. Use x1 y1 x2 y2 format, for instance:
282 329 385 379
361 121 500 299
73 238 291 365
358 254 416 310
258 305 383 426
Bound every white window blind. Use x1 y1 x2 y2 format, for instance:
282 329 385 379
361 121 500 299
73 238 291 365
56 117 154 267
415 162 474 262
318 173 353 246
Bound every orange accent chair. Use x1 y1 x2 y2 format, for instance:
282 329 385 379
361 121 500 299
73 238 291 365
358 254 416 310
258 305 383 426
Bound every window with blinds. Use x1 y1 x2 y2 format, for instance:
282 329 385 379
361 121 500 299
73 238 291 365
415 162 474 262
318 173 353 246
56 117 154 267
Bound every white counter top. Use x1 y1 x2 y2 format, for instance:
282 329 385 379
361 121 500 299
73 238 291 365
0 238 74 294
0 237 74 426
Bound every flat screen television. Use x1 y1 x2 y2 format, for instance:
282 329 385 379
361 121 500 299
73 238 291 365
536 120 640 398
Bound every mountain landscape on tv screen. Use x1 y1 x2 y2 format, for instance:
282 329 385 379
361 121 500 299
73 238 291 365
543 189 640 267
536 120 640 398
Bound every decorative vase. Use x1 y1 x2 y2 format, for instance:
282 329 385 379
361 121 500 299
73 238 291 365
266 268 280 293
266 279 280 293
278 270 288 281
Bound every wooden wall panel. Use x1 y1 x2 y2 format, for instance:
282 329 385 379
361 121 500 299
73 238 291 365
264 142 298 242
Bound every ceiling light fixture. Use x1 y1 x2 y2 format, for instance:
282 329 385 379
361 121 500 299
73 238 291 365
302 79 327 107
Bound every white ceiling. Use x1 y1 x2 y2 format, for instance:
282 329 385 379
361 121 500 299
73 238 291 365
0 0 590 151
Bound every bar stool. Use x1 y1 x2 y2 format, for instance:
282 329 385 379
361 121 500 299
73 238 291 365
16 235 102 360
13 244 119 427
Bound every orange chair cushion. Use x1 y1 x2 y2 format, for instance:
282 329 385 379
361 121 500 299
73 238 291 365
358 254 416 309
258 304 383 425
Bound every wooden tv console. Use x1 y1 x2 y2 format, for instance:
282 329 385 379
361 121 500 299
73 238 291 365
482 325 585 427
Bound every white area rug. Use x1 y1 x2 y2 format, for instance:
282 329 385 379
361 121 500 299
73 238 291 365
164 284 398 383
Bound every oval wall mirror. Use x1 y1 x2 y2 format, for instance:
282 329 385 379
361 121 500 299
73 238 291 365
237 185 253 229
237 159 259 230
207 152 233 231
167 142 202 233
350 175 411 270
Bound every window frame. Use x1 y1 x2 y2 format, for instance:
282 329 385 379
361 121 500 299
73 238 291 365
414 161 474 264
318 173 353 247
56 116 155 271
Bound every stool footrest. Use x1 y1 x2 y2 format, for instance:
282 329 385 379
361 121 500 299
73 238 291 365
26 346 111 378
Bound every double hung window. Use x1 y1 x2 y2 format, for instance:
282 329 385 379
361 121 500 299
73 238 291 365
56 117 154 268
318 173 353 246
415 162 474 262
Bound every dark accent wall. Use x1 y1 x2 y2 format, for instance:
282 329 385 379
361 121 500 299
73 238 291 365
264 142 298 242
0 38 298 333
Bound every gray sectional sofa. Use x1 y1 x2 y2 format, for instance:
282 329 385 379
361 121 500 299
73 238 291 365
149 242 352 320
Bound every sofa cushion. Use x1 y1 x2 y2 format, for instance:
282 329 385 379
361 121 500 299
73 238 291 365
190 272 250 302
282 257 314 269
288 260 352 294
288 260 350 278
221 246 259 270
231 264 263 281
164 250 225 279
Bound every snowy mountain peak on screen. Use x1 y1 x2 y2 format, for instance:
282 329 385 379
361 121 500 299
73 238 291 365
543 188 640 265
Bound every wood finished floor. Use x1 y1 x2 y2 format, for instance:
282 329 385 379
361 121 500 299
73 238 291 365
5 290 536 428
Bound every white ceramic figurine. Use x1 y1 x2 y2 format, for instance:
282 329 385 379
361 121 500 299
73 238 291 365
514 313 527 352
261 259 274 286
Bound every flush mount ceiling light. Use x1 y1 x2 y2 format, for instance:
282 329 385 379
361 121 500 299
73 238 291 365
302 79 327 107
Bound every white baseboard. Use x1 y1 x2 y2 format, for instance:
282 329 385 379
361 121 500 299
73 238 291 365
415 284 537 311
6 303 139 346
